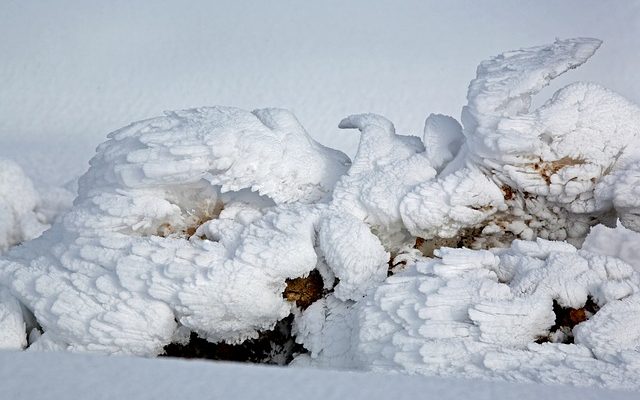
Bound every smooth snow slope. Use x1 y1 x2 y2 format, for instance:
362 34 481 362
0 351 635 400
1 1 639 184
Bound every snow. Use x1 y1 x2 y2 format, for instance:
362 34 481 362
398 38 640 249
289 39 640 390
2 37 640 388
304 238 640 389
0 105 384 354
332 113 435 249
81 107 348 204
0 158 69 254
0 351 633 400
2 2 640 395
400 167 506 241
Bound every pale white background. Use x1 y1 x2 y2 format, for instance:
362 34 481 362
1 0 639 184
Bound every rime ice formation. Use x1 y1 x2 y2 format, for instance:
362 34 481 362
582 223 640 269
79 107 349 206
400 167 507 245
0 107 388 355
297 239 640 389
292 38 640 390
422 114 464 173
395 38 640 250
0 286 27 349
332 114 436 249
0 158 50 254
2 39 640 389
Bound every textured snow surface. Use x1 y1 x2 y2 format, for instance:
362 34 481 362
1 37 640 391
2 351 636 400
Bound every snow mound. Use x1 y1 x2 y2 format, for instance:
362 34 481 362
0 158 50 254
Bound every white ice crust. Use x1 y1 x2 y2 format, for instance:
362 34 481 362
2 39 640 390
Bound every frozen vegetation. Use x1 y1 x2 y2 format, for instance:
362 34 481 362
1 38 640 390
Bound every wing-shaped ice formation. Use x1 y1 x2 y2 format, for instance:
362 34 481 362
400 38 640 249
81 106 349 204
0 106 384 355
298 239 640 389
332 114 436 248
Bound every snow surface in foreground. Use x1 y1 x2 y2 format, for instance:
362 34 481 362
0 351 635 400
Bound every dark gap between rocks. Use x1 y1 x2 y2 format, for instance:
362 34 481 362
536 296 600 344
161 314 306 365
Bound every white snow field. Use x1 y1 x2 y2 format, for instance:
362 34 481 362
0 350 636 400
2 2 640 398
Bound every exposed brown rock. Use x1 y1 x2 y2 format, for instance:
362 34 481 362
533 157 586 185
283 269 325 309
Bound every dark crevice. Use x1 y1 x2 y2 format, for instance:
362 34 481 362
283 269 326 310
536 296 600 344
161 314 306 365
